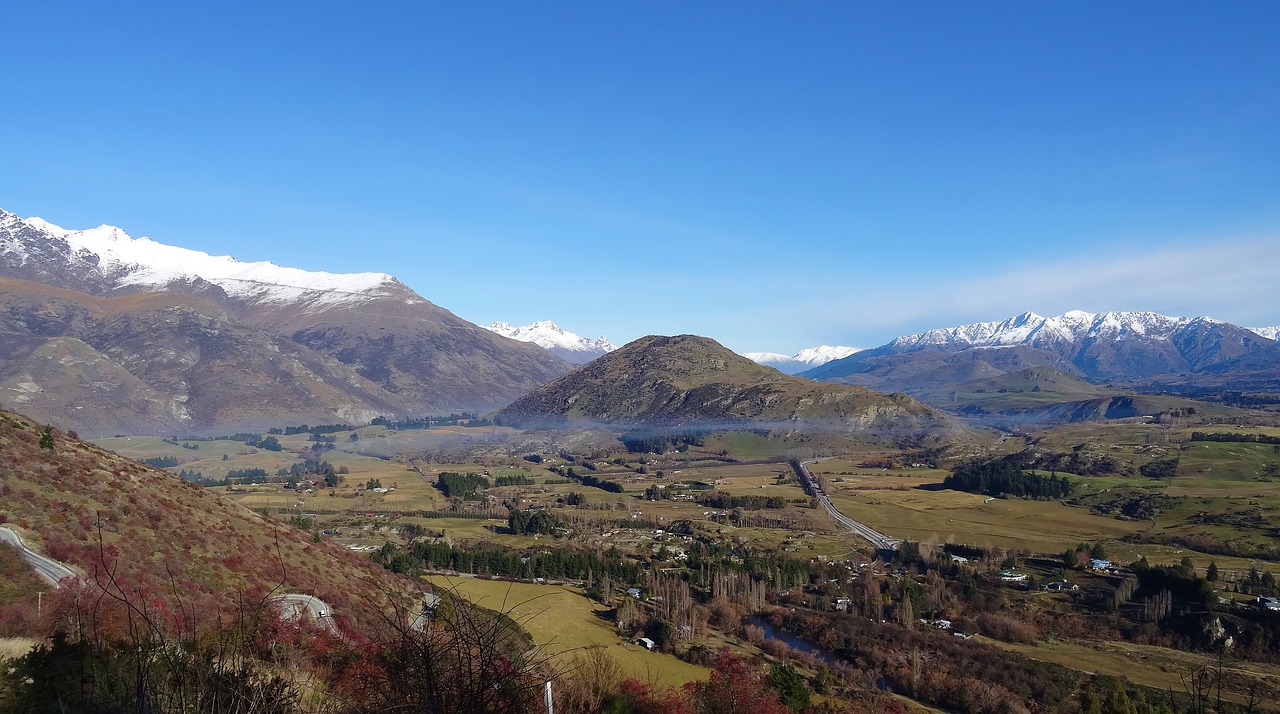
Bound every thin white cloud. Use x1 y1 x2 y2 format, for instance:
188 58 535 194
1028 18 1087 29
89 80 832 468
820 233 1280 343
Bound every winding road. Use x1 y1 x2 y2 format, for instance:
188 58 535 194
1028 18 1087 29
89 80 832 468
0 526 77 587
793 460 901 552
271 592 338 632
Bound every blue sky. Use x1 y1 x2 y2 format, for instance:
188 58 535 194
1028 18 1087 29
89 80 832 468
3 2 1278 354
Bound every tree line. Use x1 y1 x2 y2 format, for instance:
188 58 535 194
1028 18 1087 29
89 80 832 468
943 459 1072 499
619 429 707 454
1189 431 1280 445
373 541 642 584
435 472 490 499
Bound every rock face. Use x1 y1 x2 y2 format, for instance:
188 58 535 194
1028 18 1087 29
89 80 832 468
0 210 571 433
495 334 960 441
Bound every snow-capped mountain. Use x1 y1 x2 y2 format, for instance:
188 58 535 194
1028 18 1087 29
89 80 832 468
0 208 570 433
485 321 616 364
1250 326 1280 341
743 345 861 374
885 310 1222 351
805 309 1280 386
2 210 413 310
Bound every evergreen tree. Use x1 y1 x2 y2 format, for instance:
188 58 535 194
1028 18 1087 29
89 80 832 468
767 663 811 711
1080 689 1103 714
1102 680 1135 714
38 426 54 450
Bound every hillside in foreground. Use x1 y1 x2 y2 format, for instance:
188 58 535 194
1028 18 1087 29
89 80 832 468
0 409 412 636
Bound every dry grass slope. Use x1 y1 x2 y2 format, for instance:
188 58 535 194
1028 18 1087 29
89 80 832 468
0 409 413 635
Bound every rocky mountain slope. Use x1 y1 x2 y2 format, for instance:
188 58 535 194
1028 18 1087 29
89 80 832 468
484 320 616 364
0 210 571 433
804 310 1280 388
743 345 861 374
495 334 960 441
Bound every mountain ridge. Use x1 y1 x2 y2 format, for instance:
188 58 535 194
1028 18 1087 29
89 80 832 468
484 320 616 364
0 209 571 433
743 345 861 374
804 309 1280 386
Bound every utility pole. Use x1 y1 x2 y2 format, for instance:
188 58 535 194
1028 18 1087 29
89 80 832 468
543 680 553 714
37 591 43 619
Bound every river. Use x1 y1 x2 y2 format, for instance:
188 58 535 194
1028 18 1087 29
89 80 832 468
748 615 841 666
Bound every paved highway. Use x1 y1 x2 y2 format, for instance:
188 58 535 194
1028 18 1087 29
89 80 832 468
270 593 338 632
793 460 901 552
0 526 78 587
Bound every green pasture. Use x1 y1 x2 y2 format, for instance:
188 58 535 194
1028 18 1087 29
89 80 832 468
424 576 708 688
994 638 1280 710
824 484 1141 553
1176 441 1280 482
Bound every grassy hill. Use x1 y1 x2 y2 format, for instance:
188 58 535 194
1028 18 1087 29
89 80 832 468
495 334 963 442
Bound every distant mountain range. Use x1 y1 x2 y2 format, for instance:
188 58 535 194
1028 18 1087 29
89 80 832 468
1251 326 1280 341
495 334 960 441
742 345 862 374
800 310 1280 423
0 209 570 434
484 321 616 364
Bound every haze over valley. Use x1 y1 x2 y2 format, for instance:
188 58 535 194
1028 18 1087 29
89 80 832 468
2 4 1280 713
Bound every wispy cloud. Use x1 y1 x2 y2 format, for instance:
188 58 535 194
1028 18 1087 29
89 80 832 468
815 233 1280 343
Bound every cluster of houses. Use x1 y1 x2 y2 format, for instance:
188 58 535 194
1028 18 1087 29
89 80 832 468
1089 559 1124 576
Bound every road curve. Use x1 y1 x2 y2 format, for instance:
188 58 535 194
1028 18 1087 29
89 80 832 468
270 593 338 632
0 526 78 587
793 460 901 552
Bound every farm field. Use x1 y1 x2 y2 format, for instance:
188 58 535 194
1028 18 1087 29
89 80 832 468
994 638 1280 710
823 479 1141 553
424 576 708 688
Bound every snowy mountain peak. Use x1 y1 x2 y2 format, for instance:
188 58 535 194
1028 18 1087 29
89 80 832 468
5 212 407 308
793 345 862 364
485 320 617 364
744 345 862 374
1250 326 1280 341
888 309 1216 352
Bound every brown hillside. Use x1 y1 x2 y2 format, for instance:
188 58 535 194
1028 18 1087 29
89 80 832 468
0 276 414 434
495 334 962 441
0 409 412 635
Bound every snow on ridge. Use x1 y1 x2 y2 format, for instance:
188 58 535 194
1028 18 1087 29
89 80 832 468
793 345 861 363
23 215 400 303
485 320 616 364
890 310 1212 351
744 345 862 374
742 351 792 363
1250 326 1280 341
